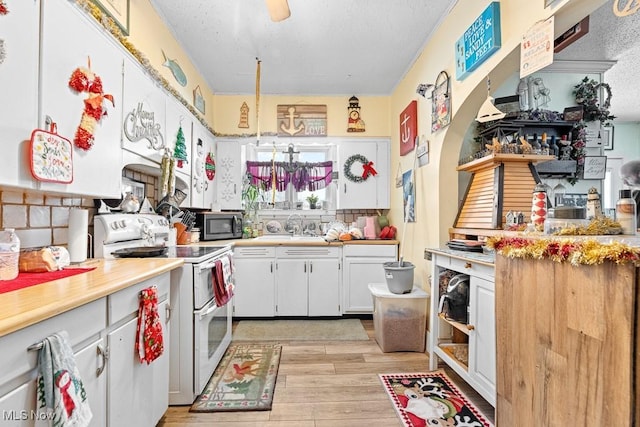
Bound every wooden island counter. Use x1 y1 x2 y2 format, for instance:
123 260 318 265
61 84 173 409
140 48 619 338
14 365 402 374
493 238 639 427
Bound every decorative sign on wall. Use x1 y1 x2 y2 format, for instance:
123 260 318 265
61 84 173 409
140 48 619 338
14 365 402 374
613 0 640 17
402 169 415 223
520 17 554 78
399 101 417 156
238 102 250 128
347 96 366 132
276 105 327 137
29 124 74 184
161 49 187 87
91 0 130 35
431 71 451 132
123 102 164 150
582 156 607 180
455 2 501 81
193 85 205 114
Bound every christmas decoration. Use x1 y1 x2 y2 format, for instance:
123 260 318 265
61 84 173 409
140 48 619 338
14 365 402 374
573 76 615 125
68 64 114 150
343 154 376 183
0 1 8 15
173 125 188 168
486 236 640 266
205 152 215 181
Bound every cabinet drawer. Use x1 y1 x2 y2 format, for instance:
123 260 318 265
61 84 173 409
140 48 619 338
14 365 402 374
449 258 494 280
0 298 106 388
108 273 170 324
234 246 276 258
276 247 341 258
343 244 397 257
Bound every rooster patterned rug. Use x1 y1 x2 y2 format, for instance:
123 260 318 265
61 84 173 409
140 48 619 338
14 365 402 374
380 371 494 427
190 344 281 412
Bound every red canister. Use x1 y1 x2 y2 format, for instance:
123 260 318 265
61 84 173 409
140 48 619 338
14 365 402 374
531 184 547 225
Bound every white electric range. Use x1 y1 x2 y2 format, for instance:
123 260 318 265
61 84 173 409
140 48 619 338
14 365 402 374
93 213 234 405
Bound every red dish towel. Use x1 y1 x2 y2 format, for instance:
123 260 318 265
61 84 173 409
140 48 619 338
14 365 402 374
135 286 164 364
213 255 234 307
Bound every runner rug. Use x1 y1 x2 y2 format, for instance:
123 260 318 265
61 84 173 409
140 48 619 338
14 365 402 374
379 370 494 427
232 318 369 341
190 343 281 412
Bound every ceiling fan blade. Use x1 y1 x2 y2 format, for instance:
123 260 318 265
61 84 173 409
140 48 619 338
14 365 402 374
265 0 290 22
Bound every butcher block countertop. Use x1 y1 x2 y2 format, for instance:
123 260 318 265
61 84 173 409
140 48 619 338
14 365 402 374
211 238 400 247
0 257 184 337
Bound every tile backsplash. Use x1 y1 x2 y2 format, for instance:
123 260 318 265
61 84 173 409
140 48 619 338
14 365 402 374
0 168 159 251
0 190 94 249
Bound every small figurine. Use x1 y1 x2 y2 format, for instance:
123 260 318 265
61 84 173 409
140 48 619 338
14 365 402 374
485 137 502 154
519 136 533 154
586 187 603 219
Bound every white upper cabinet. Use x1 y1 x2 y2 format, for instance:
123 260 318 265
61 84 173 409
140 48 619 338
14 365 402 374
121 55 166 166
337 139 390 209
39 0 124 198
190 121 215 209
216 138 246 211
0 0 40 189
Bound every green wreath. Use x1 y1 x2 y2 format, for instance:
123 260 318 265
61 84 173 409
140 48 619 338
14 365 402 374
344 154 370 183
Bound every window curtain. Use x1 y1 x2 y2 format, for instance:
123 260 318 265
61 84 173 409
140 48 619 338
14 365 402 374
245 161 333 191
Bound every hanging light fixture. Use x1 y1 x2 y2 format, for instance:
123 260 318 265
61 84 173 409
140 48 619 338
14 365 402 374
255 58 261 146
476 78 506 123
265 0 290 22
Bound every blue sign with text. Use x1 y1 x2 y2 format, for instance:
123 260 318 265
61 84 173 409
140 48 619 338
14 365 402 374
455 2 502 80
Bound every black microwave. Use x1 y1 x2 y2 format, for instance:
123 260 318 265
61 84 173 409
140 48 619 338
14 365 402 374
195 212 243 241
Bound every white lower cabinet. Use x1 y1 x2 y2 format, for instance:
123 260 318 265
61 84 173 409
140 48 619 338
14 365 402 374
427 250 496 407
0 273 171 427
232 246 341 317
107 274 170 427
107 300 168 427
275 247 341 317
233 247 276 317
342 244 398 313
0 299 107 427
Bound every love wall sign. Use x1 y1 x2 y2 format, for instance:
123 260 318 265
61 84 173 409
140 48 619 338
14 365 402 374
455 2 502 80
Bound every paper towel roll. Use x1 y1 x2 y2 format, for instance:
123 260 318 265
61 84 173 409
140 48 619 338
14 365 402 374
68 208 88 263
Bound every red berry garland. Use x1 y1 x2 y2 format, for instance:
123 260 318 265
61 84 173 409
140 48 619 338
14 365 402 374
68 66 114 150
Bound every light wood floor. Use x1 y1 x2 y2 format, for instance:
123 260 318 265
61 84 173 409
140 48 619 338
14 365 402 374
158 318 495 426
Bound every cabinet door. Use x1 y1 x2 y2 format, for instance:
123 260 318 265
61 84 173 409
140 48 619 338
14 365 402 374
39 0 124 198
233 257 275 317
338 141 378 209
108 299 169 427
215 139 244 210
191 122 215 209
0 0 40 189
342 257 390 313
275 259 308 316
121 55 167 165
74 337 107 427
468 276 496 404
308 258 341 316
375 140 390 209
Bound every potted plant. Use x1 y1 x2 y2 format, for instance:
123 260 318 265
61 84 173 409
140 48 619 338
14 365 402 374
306 193 319 209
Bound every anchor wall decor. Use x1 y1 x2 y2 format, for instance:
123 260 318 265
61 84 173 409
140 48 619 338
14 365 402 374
276 104 327 137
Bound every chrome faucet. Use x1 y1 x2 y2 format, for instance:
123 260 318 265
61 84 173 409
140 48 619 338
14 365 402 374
286 213 303 236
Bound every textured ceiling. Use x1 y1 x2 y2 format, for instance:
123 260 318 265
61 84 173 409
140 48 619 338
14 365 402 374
149 0 459 95
555 2 640 122
149 0 639 121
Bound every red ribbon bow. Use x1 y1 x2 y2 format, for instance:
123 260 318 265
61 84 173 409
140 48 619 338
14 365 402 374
362 161 377 179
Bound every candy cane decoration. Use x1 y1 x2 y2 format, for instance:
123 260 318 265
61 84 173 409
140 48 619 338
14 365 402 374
68 59 114 150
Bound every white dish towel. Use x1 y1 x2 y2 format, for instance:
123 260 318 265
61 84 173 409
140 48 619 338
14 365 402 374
37 331 92 426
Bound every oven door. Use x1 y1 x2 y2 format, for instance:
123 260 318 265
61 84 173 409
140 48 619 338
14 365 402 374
192 249 233 309
193 297 232 395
